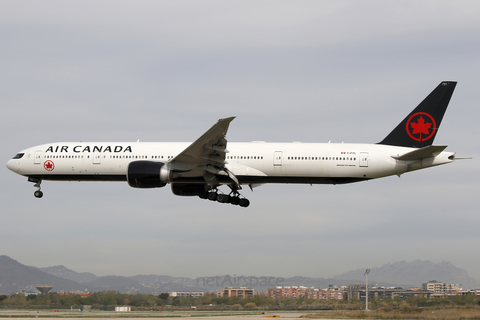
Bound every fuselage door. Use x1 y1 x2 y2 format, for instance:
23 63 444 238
359 152 369 167
93 153 101 164
34 150 42 164
273 151 283 166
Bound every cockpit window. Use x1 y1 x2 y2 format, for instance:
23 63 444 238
12 153 24 159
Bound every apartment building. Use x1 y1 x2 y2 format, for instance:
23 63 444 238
217 287 254 298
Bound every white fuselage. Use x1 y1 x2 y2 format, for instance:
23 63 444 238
6 141 454 185
6 82 458 205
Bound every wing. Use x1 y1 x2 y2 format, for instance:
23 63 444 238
169 117 238 187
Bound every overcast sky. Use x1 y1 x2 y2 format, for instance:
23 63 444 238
1 0 480 284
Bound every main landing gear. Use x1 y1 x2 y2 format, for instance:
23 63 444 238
28 177 43 198
199 189 250 207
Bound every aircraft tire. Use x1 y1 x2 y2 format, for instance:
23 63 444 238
207 191 217 201
239 198 250 207
34 191 43 198
216 194 228 203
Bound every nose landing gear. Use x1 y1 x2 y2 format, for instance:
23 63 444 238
28 177 43 198
34 190 43 198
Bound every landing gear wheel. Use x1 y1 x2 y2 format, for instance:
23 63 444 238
207 191 217 201
201 187 250 207
239 198 250 207
216 194 230 203
230 196 240 205
28 177 43 199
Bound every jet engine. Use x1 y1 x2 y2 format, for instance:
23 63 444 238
127 161 171 188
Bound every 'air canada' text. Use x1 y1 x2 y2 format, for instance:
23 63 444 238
45 145 133 153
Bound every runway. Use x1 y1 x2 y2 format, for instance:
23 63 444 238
0 310 321 320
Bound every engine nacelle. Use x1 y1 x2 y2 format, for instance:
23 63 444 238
127 161 171 188
171 183 207 196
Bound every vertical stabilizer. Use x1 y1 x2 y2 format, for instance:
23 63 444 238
378 81 456 148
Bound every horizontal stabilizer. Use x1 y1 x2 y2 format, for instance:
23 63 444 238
392 145 447 161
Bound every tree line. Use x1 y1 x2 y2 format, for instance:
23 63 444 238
1 292 479 310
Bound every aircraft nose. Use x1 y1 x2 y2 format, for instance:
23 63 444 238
6 159 19 173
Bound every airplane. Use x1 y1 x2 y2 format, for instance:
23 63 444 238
7 81 457 207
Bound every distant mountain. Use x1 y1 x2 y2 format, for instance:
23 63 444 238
0 255 85 294
38 265 98 283
128 274 175 283
333 260 480 288
82 276 143 294
3 255 479 294
251 275 404 291
280 276 384 289
38 265 206 294
129 275 208 293
281 276 354 288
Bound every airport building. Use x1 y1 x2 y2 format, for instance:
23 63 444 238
457 289 480 296
217 287 254 298
168 292 205 298
422 280 446 293
268 286 344 300
419 281 479 297
445 284 462 294
345 284 432 301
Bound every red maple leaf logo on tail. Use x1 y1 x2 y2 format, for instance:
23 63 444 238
406 112 436 142
410 116 432 135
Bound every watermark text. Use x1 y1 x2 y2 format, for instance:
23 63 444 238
196 275 284 288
